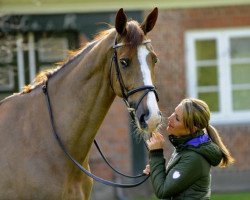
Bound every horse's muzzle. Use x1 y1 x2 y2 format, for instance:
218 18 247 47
137 109 162 133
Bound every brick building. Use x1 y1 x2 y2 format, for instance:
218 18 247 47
1 1 250 199
90 3 250 199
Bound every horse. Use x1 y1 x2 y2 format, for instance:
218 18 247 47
0 8 161 200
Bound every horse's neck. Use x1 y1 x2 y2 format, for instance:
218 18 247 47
47 37 116 159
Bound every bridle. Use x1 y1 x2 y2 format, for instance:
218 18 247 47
42 37 160 188
111 38 159 121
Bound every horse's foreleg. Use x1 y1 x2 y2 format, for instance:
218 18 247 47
62 157 93 200
81 159 93 200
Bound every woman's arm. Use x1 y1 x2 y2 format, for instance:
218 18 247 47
150 150 203 199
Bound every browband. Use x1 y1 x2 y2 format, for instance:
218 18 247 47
113 39 151 49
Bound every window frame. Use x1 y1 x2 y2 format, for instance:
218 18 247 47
0 66 15 91
185 28 250 124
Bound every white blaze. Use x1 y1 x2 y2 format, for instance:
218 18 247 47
137 45 161 131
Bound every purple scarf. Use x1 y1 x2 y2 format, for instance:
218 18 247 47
185 133 210 147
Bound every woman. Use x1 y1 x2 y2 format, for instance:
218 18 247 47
143 98 234 199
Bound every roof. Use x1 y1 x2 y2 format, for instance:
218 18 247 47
1 0 250 15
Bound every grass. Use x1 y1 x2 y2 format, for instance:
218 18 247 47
212 192 250 200
133 192 250 200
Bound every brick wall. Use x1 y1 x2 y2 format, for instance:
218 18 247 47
147 5 250 173
90 5 250 195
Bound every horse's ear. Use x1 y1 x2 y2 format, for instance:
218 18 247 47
141 7 158 34
115 8 127 35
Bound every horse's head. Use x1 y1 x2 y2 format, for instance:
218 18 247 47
110 8 162 133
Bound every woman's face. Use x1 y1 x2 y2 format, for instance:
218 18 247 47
166 103 190 136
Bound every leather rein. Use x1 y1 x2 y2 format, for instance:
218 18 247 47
42 38 159 188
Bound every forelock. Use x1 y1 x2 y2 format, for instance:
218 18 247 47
124 21 144 48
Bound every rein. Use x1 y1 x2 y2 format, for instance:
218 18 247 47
94 140 145 179
42 82 149 188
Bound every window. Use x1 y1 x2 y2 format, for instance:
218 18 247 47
0 37 15 92
185 29 250 124
38 37 69 63
0 66 14 91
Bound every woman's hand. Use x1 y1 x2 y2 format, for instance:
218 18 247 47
146 132 165 151
143 164 150 175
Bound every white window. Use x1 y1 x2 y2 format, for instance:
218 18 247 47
185 29 250 124
38 37 68 63
0 38 15 91
0 66 14 91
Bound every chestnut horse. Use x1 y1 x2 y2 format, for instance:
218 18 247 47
0 8 161 200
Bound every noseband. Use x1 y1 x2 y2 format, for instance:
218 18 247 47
110 38 159 120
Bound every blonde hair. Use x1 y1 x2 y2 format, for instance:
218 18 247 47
181 98 235 168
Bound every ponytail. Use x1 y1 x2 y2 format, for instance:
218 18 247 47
181 98 235 168
207 125 235 167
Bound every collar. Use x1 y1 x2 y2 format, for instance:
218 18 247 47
168 130 210 149
185 133 210 147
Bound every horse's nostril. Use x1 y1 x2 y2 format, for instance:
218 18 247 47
158 111 162 116
141 113 153 129
158 111 162 122
139 114 148 129
139 114 146 124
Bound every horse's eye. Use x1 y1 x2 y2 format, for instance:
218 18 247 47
120 58 130 68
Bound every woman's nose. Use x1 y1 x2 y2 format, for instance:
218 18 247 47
168 113 174 122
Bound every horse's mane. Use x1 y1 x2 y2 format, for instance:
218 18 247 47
22 67 60 93
21 20 144 93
